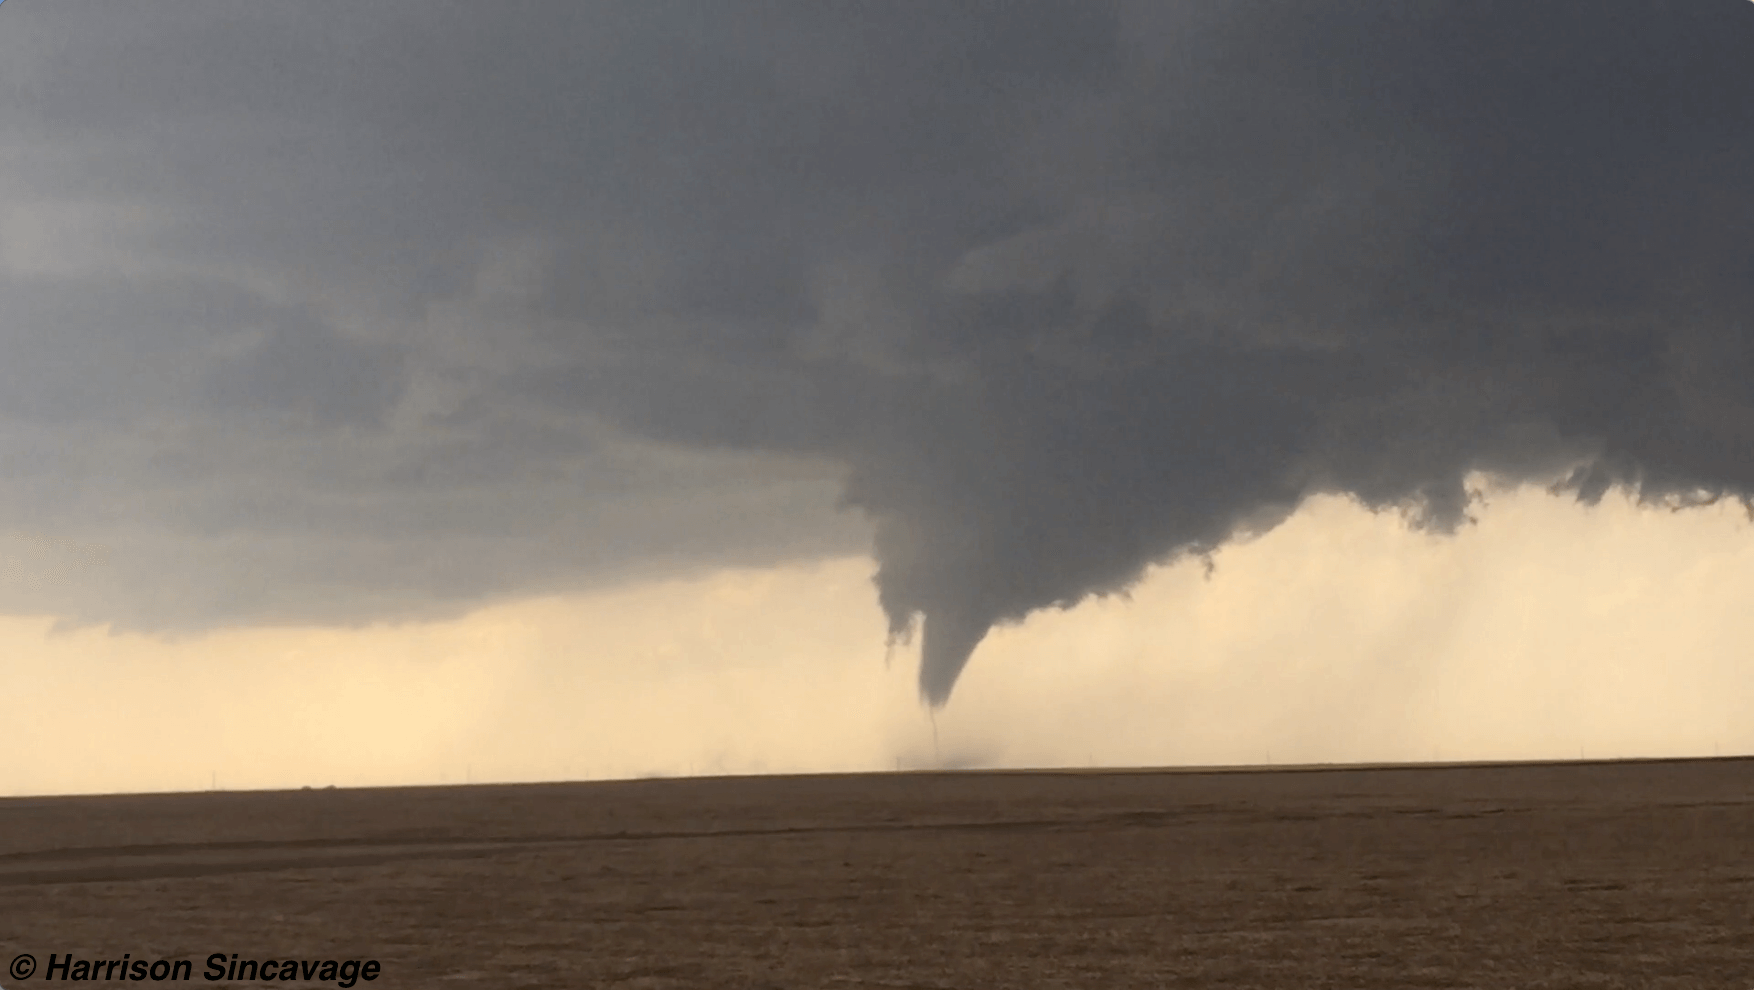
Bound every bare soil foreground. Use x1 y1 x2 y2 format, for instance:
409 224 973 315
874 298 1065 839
3 760 1754 988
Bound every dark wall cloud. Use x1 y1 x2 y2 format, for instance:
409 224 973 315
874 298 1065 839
0 2 1750 703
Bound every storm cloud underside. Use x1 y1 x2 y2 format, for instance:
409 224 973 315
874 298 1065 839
1 2 1752 703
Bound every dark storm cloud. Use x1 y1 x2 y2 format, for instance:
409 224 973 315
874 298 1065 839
1 2 1751 700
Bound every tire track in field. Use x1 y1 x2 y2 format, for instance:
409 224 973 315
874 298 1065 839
0 814 1145 885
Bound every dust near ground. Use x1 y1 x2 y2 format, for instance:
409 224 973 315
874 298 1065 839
3 759 1753 988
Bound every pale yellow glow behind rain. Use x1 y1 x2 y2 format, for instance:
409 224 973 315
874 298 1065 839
5 486 1754 797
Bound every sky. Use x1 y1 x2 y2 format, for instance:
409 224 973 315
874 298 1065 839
3 1 1754 795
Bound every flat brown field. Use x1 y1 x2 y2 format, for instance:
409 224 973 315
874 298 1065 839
4 759 1754 988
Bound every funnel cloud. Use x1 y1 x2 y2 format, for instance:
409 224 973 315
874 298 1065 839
0 2 1751 705
848 1 1754 702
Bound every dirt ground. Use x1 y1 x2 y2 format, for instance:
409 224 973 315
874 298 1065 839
3 759 1753 988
